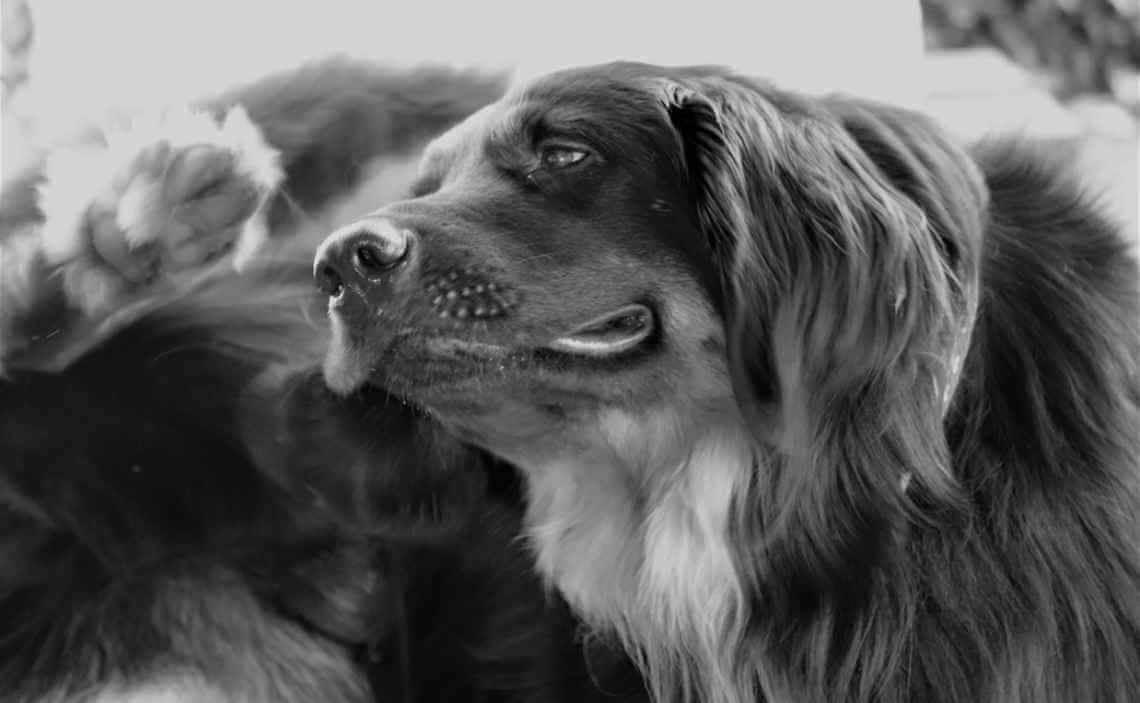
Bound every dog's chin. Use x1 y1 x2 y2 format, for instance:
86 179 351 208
321 312 380 397
321 344 374 397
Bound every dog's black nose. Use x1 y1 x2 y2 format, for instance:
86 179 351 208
314 218 413 297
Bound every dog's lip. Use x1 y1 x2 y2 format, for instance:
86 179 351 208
424 337 512 360
544 303 654 357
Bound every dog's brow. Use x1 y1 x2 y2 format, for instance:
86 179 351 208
499 103 608 153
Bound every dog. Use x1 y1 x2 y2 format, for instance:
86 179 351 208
0 58 649 702
311 62 1140 703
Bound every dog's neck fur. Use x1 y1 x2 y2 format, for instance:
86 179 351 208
512 403 757 703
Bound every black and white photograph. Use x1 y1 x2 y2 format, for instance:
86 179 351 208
1 1 1138 701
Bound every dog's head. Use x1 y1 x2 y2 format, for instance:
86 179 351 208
314 65 732 437
313 62 989 701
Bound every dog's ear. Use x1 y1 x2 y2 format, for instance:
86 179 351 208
821 95 989 281
660 77 987 609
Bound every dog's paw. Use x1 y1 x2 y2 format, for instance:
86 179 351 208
36 106 283 316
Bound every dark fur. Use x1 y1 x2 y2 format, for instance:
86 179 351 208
0 59 648 702
311 62 1140 702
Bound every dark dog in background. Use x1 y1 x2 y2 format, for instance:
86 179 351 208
0 59 647 702
312 62 1140 703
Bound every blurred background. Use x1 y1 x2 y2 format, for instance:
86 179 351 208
2 0 1137 241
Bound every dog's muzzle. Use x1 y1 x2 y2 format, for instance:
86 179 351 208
314 217 413 301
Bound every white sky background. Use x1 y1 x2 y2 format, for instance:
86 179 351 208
20 0 925 114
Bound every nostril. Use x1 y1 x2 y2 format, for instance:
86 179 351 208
316 263 345 297
351 231 407 279
354 242 387 275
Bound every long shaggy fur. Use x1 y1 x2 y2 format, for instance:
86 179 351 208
660 73 1140 703
646 67 1140 703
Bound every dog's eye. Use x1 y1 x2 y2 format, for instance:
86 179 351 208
540 146 589 170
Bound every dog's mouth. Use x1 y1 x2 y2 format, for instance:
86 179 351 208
543 304 655 357
424 303 655 360
324 302 656 396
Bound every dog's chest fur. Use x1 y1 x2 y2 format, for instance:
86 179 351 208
520 407 755 700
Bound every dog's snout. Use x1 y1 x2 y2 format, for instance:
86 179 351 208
314 218 413 297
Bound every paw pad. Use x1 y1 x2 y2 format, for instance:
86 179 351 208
36 105 283 316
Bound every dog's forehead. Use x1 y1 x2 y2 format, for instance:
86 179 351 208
422 63 700 169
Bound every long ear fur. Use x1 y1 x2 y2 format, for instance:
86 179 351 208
662 77 990 695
